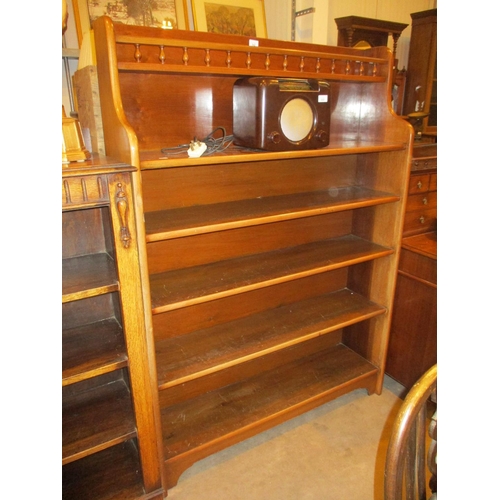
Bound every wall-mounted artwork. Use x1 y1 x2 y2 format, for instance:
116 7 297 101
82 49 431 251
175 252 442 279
191 0 267 37
72 0 188 46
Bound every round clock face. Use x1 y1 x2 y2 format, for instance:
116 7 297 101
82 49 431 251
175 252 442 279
280 98 314 142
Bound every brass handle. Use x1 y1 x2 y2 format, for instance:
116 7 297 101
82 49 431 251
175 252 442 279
417 181 423 189
115 182 132 248
419 216 425 224
422 197 428 205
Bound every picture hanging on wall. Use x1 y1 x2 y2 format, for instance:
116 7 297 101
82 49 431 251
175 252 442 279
191 0 267 37
71 0 189 46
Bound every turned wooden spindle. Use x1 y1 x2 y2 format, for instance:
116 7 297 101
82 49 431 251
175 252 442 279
134 43 142 62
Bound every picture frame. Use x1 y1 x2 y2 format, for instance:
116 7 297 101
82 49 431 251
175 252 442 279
71 0 189 47
191 0 267 38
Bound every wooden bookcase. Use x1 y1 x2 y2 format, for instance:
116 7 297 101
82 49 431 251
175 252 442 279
93 16 413 491
62 156 164 499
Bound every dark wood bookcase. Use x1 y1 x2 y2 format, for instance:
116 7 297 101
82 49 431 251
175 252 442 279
93 16 413 492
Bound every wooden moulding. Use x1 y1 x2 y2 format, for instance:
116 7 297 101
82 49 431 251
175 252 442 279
73 66 106 156
62 107 91 164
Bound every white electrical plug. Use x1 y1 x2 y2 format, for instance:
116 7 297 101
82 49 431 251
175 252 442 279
187 140 207 158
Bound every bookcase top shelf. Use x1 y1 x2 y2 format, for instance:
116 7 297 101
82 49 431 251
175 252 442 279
93 16 411 169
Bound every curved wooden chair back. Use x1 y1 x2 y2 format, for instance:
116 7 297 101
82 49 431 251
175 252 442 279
384 364 437 500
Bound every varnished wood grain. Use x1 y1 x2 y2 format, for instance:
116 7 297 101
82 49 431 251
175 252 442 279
401 231 437 260
403 208 437 236
62 253 118 302
147 212 353 274
139 140 407 168
140 155 358 212
62 318 127 386
160 343 377 461
149 235 393 313
62 374 136 464
386 271 437 388
62 207 113 259
153 269 348 341
62 440 154 500
156 289 385 388
145 187 398 242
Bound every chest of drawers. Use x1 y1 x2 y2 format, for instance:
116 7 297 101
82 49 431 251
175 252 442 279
386 142 437 389
403 144 437 237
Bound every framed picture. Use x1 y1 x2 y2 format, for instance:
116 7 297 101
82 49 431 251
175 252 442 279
191 0 267 37
71 0 189 47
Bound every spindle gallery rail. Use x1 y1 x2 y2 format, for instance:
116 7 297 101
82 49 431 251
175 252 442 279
113 33 389 81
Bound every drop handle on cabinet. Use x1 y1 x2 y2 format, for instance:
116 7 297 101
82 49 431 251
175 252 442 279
417 181 423 189
422 197 428 205
419 216 425 224
116 182 132 249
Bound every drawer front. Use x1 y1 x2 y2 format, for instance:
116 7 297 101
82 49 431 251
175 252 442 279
405 191 437 212
429 173 437 191
403 208 437 235
411 156 437 172
62 175 109 208
408 174 430 194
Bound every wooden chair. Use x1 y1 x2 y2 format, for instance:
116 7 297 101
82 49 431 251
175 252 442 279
384 364 437 500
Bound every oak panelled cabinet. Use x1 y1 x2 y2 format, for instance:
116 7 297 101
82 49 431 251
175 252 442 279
92 16 413 494
62 156 164 499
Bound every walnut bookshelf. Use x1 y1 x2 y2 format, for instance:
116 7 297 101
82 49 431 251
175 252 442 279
93 16 413 492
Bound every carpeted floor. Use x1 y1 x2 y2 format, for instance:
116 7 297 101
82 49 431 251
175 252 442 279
165 376 406 500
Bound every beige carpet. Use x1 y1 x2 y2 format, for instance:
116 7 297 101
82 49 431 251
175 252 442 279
166 376 405 500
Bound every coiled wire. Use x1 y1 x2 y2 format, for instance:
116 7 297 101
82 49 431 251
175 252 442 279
160 126 234 157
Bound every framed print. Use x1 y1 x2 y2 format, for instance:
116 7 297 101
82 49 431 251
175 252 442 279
72 0 189 47
191 0 267 37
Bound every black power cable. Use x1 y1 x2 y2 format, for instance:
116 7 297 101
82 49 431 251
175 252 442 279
160 126 234 157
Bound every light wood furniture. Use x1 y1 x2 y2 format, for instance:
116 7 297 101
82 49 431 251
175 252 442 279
386 143 437 389
384 364 437 500
62 155 164 499
403 9 437 135
93 16 413 492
